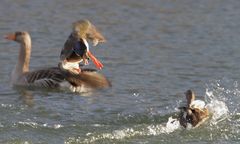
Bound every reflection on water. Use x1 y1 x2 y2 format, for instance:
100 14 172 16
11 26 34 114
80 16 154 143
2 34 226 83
1 0 240 143
18 90 34 107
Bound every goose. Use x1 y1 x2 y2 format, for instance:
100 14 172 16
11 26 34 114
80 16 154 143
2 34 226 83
4 31 111 92
60 19 106 74
179 90 209 128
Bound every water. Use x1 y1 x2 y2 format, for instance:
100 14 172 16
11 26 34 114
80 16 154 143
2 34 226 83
1 0 240 143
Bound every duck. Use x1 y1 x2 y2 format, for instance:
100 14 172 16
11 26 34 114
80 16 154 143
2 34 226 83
59 19 106 74
178 90 209 128
4 31 111 92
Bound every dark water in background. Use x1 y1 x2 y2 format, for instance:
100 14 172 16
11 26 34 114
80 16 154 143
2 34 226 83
0 0 240 143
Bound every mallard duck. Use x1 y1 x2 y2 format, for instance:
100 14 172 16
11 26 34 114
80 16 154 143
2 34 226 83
179 90 209 128
4 31 111 92
60 19 106 74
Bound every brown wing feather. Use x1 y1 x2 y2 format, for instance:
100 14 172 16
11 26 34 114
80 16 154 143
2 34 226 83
22 67 111 89
64 69 111 89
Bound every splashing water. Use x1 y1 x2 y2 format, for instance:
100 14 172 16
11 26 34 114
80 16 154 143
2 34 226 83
66 79 240 143
205 89 229 125
205 79 240 118
162 79 234 133
73 121 181 143
165 117 180 133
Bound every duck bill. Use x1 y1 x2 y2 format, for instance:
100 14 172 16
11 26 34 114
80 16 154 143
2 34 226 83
4 33 16 40
87 51 103 69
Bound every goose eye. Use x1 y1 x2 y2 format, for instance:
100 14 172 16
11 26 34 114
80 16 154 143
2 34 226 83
15 31 22 35
15 31 25 38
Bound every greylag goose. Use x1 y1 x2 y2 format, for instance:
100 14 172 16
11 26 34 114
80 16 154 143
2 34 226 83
60 19 106 74
179 90 209 128
5 31 111 92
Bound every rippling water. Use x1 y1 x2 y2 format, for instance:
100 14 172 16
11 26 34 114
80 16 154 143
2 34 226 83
1 0 240 143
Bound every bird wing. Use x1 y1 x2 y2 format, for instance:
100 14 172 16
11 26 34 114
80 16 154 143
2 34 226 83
60 34 75 61
23 67 65 88
60 34 87 62
63 68 111 89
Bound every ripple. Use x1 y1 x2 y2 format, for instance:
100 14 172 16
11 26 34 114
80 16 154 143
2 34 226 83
15 121 63 129
1 103 14 108
1 0 240 143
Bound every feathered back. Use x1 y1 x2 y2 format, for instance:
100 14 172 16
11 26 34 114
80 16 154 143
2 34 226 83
23 67 65 88
22 67 111 90
63 69 111 89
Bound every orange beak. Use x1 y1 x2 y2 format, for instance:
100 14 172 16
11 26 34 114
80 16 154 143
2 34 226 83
87 51 103 69
4 33 16 41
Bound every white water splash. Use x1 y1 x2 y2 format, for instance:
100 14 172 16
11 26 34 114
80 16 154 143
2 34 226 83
164 83 231 132
205 89 229 125
77 128 144 143
68 117 181 143
204 79 240 125
165 117 180 133
67 79 240 143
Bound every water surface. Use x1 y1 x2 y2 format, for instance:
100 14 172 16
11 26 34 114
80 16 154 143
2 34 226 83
0 0 240 143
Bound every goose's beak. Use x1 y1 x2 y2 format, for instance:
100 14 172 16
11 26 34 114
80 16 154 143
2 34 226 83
87 51 103 69
4 33 16 41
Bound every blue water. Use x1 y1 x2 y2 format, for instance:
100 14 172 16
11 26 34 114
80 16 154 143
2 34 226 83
0 0 240 143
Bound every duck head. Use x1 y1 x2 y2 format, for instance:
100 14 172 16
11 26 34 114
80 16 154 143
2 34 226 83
185 89 195 107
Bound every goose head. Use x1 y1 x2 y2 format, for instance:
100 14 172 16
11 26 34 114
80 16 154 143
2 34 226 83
5 31 31 44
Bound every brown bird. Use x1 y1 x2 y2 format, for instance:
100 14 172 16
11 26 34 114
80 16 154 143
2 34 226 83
60 19 106 73
179 90 209 128
4 31 111 92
